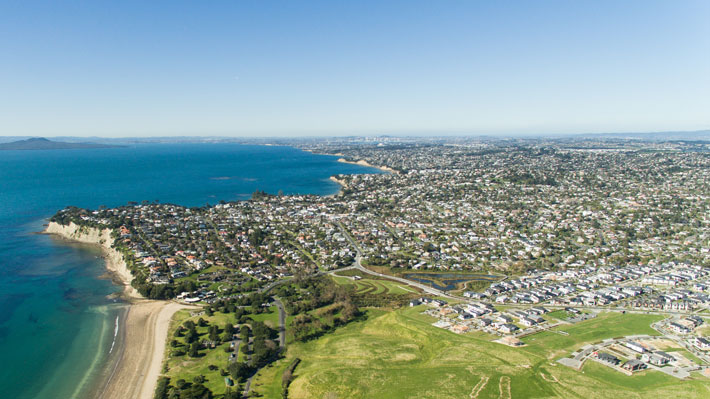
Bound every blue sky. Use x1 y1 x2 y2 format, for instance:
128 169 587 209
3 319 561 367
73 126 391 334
1 0 708 137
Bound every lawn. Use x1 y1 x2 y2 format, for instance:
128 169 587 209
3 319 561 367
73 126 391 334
162 309 240 395
250 305 279 329
331 275 416 295
521 312 663 356
249 307 710 398
546 310 573 320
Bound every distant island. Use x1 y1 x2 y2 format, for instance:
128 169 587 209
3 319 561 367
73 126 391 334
0 137 124 150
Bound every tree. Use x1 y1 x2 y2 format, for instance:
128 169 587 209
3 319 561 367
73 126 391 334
223 323 234 341
208 325 219 343
179 382 213 399
154 377 171 399
224 388 241 399
189 342 200 357
228 361 252 382
185 328 198 344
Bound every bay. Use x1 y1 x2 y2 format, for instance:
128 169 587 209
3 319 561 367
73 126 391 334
0 143 378 399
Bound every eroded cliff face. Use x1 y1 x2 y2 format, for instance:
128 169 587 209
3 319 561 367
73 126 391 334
46 221 140 298
46 221 113 246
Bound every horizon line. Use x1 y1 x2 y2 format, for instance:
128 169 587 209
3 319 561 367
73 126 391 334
2 127 710 141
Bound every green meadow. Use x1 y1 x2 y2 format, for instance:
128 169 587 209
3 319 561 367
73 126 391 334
331 274 417 295
161 305 283 396
249 307 710 399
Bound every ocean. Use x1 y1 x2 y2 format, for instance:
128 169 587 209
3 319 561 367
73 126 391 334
0 143 378 399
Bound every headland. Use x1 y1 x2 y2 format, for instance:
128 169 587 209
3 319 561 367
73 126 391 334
44 222 189 399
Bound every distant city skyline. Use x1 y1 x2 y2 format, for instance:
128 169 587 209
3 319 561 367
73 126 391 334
1 0 709 137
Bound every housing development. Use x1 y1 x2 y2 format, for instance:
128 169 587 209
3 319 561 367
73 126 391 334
50 137 710 398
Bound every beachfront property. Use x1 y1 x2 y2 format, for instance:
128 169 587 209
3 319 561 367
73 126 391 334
40 137 710 399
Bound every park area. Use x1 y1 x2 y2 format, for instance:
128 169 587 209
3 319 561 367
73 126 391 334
249 306 710 398
331 273 417 295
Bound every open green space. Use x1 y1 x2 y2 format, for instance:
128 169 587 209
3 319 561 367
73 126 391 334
521 312 663 357
662 347 705 365
250 307 710 399
332 269 366 277
331 275 416 295
250 305 279 328
162 309 239 396
546 310 574 320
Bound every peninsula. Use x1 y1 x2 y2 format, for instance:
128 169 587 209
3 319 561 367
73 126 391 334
0 137 123 150
46 137 710 398
44 222 190 399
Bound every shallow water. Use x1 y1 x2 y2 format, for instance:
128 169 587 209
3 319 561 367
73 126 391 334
0 143 379 398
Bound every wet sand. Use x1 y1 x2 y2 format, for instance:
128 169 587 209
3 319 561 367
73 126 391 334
98 301 187 399
45 222 191 399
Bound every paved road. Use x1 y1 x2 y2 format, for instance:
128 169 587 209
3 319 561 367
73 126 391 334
274 298 286 349
259 277 293 294
242 336 253 398
242 375 252 398
244 298 287 398
335 221 458 300
352 253 457 299
231 340 240 362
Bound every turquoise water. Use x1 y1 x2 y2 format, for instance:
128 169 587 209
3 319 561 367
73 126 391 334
0 143 378 398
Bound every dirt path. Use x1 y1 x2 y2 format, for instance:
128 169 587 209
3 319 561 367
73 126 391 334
498 376 511 399
469 376 489 399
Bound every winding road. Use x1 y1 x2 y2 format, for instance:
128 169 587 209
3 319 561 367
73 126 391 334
274 298 286 349
243 297 286 397
336 221 458 299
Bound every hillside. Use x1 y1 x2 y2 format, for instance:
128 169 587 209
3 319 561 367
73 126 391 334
0 137 123 150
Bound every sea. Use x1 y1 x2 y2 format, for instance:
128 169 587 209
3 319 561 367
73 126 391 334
0 143 379 399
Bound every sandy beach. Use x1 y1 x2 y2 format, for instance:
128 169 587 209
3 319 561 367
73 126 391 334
337 157 400 174
328 175 348 195
45 222 190 399
99 300 187 399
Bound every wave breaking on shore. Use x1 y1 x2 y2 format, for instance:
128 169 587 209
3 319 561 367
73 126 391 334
45 221 190 399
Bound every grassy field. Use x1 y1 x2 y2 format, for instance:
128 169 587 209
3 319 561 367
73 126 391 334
546 310 574 320
331 275 417 295
162 309 238 395
521 312 663 357
249 307 710 399
250 305 279 328
160 305 282 396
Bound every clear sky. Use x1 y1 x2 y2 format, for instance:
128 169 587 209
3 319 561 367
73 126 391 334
1 0 709 137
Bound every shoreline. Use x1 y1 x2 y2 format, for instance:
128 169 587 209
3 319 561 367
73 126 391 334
328 175 348 196
45 221 141 300
299 146 399 175
336 157 400 174
37 150 392 398
44 222 190 399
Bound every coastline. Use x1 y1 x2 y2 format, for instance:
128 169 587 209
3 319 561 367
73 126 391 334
299 147 398 175
328 175 348 196
45 221 140 300
336 157 399 174
44 222 190 399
